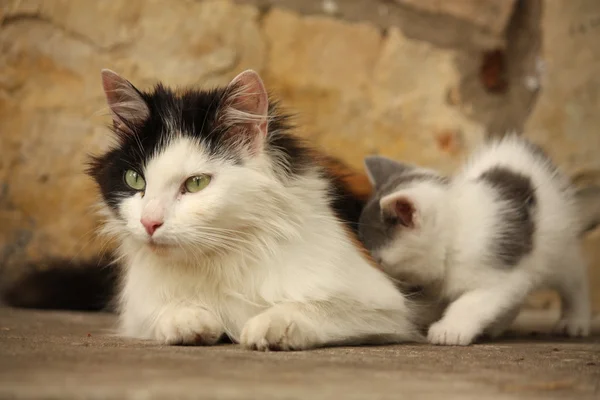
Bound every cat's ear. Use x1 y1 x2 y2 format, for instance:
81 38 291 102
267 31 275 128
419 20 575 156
380 192 417 229
364 156 413 188
220 70 269 152
101 69 149 135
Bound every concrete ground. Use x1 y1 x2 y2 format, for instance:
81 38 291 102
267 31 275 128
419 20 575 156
0 308 598 400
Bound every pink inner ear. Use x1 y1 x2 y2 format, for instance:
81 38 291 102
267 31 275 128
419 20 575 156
394 198 416 228
100 69 149 134
228 70 269 118
101 70 124 107
223 70 269 144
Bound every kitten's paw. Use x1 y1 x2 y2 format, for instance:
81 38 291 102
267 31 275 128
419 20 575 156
427 320 479 346
240 308 318 351
155 307 223 345
553 318 590 337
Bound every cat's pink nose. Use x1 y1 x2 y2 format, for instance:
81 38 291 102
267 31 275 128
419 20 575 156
141 218 163 236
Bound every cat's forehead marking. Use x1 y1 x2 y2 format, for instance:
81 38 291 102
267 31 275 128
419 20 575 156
379 171 449 197
89 76 306 216
134 84 233 165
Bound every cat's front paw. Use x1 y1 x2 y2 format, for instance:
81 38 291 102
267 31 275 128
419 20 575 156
155 307 224 345
427 319 479 346
240 307 318 351
553 318 590 337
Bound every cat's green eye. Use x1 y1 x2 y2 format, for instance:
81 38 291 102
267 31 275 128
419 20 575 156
124 170 146 191
184 174 211 193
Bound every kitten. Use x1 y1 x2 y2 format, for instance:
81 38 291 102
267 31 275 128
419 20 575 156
4 69 419 350
359 135 593 345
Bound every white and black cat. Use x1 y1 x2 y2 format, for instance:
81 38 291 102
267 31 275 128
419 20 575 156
4 69 420 350
359 135 595 345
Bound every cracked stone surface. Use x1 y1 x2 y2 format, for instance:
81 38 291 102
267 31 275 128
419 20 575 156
393 0 517 34
0 0 266 274
0 307 598 400
1 0 600 312
525 0 600 179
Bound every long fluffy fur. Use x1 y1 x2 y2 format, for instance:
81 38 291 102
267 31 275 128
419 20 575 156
1 160 373 313
1 161 372 312
4 70 417 351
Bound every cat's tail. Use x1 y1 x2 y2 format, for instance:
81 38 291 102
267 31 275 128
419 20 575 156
1 256 118 312
576 186 600 236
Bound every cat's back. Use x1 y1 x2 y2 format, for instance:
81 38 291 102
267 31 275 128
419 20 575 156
447 134 579 274
456 135 573 207
458 134 568 191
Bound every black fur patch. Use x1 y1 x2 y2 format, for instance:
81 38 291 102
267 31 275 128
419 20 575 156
87 81 365 232
479 166 537 267
87 84 312 213
320 157 368 233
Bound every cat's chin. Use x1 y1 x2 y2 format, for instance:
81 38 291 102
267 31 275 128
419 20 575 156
145 240 175 255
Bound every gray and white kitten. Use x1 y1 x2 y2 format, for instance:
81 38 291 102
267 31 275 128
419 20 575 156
359 135 593 345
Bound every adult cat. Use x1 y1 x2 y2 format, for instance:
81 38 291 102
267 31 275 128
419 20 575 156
4 69 418 351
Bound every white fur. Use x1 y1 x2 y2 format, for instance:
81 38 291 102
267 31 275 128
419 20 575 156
101 134 417 350
375 135 591 345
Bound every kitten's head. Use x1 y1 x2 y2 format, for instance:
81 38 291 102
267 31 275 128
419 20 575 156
358 156 449 287
89 69 310 260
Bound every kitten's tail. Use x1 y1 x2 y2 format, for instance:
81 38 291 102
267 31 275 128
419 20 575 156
576 186 600 236
1 256 118 312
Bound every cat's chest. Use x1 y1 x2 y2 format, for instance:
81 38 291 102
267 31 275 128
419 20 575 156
128 259 267 302
441 256 517 302
124 253 274 319
441 262 491 300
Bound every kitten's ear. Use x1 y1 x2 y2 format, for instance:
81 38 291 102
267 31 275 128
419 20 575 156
101 69 149 135
364 156 413 188
380 192 417 229
220 70 269 152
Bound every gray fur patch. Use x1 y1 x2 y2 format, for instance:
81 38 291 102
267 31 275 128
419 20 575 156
379 172 450 197
358 197 390 253
478 166 537 267
364 156 415 189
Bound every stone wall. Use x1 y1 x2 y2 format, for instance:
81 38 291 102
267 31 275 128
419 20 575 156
1 0 599 312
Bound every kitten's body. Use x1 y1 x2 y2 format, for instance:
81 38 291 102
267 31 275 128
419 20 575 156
360 135 592 345
5 70 417 350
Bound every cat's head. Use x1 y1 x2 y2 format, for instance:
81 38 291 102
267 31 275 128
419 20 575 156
358 156 449 287
89 69 309 260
